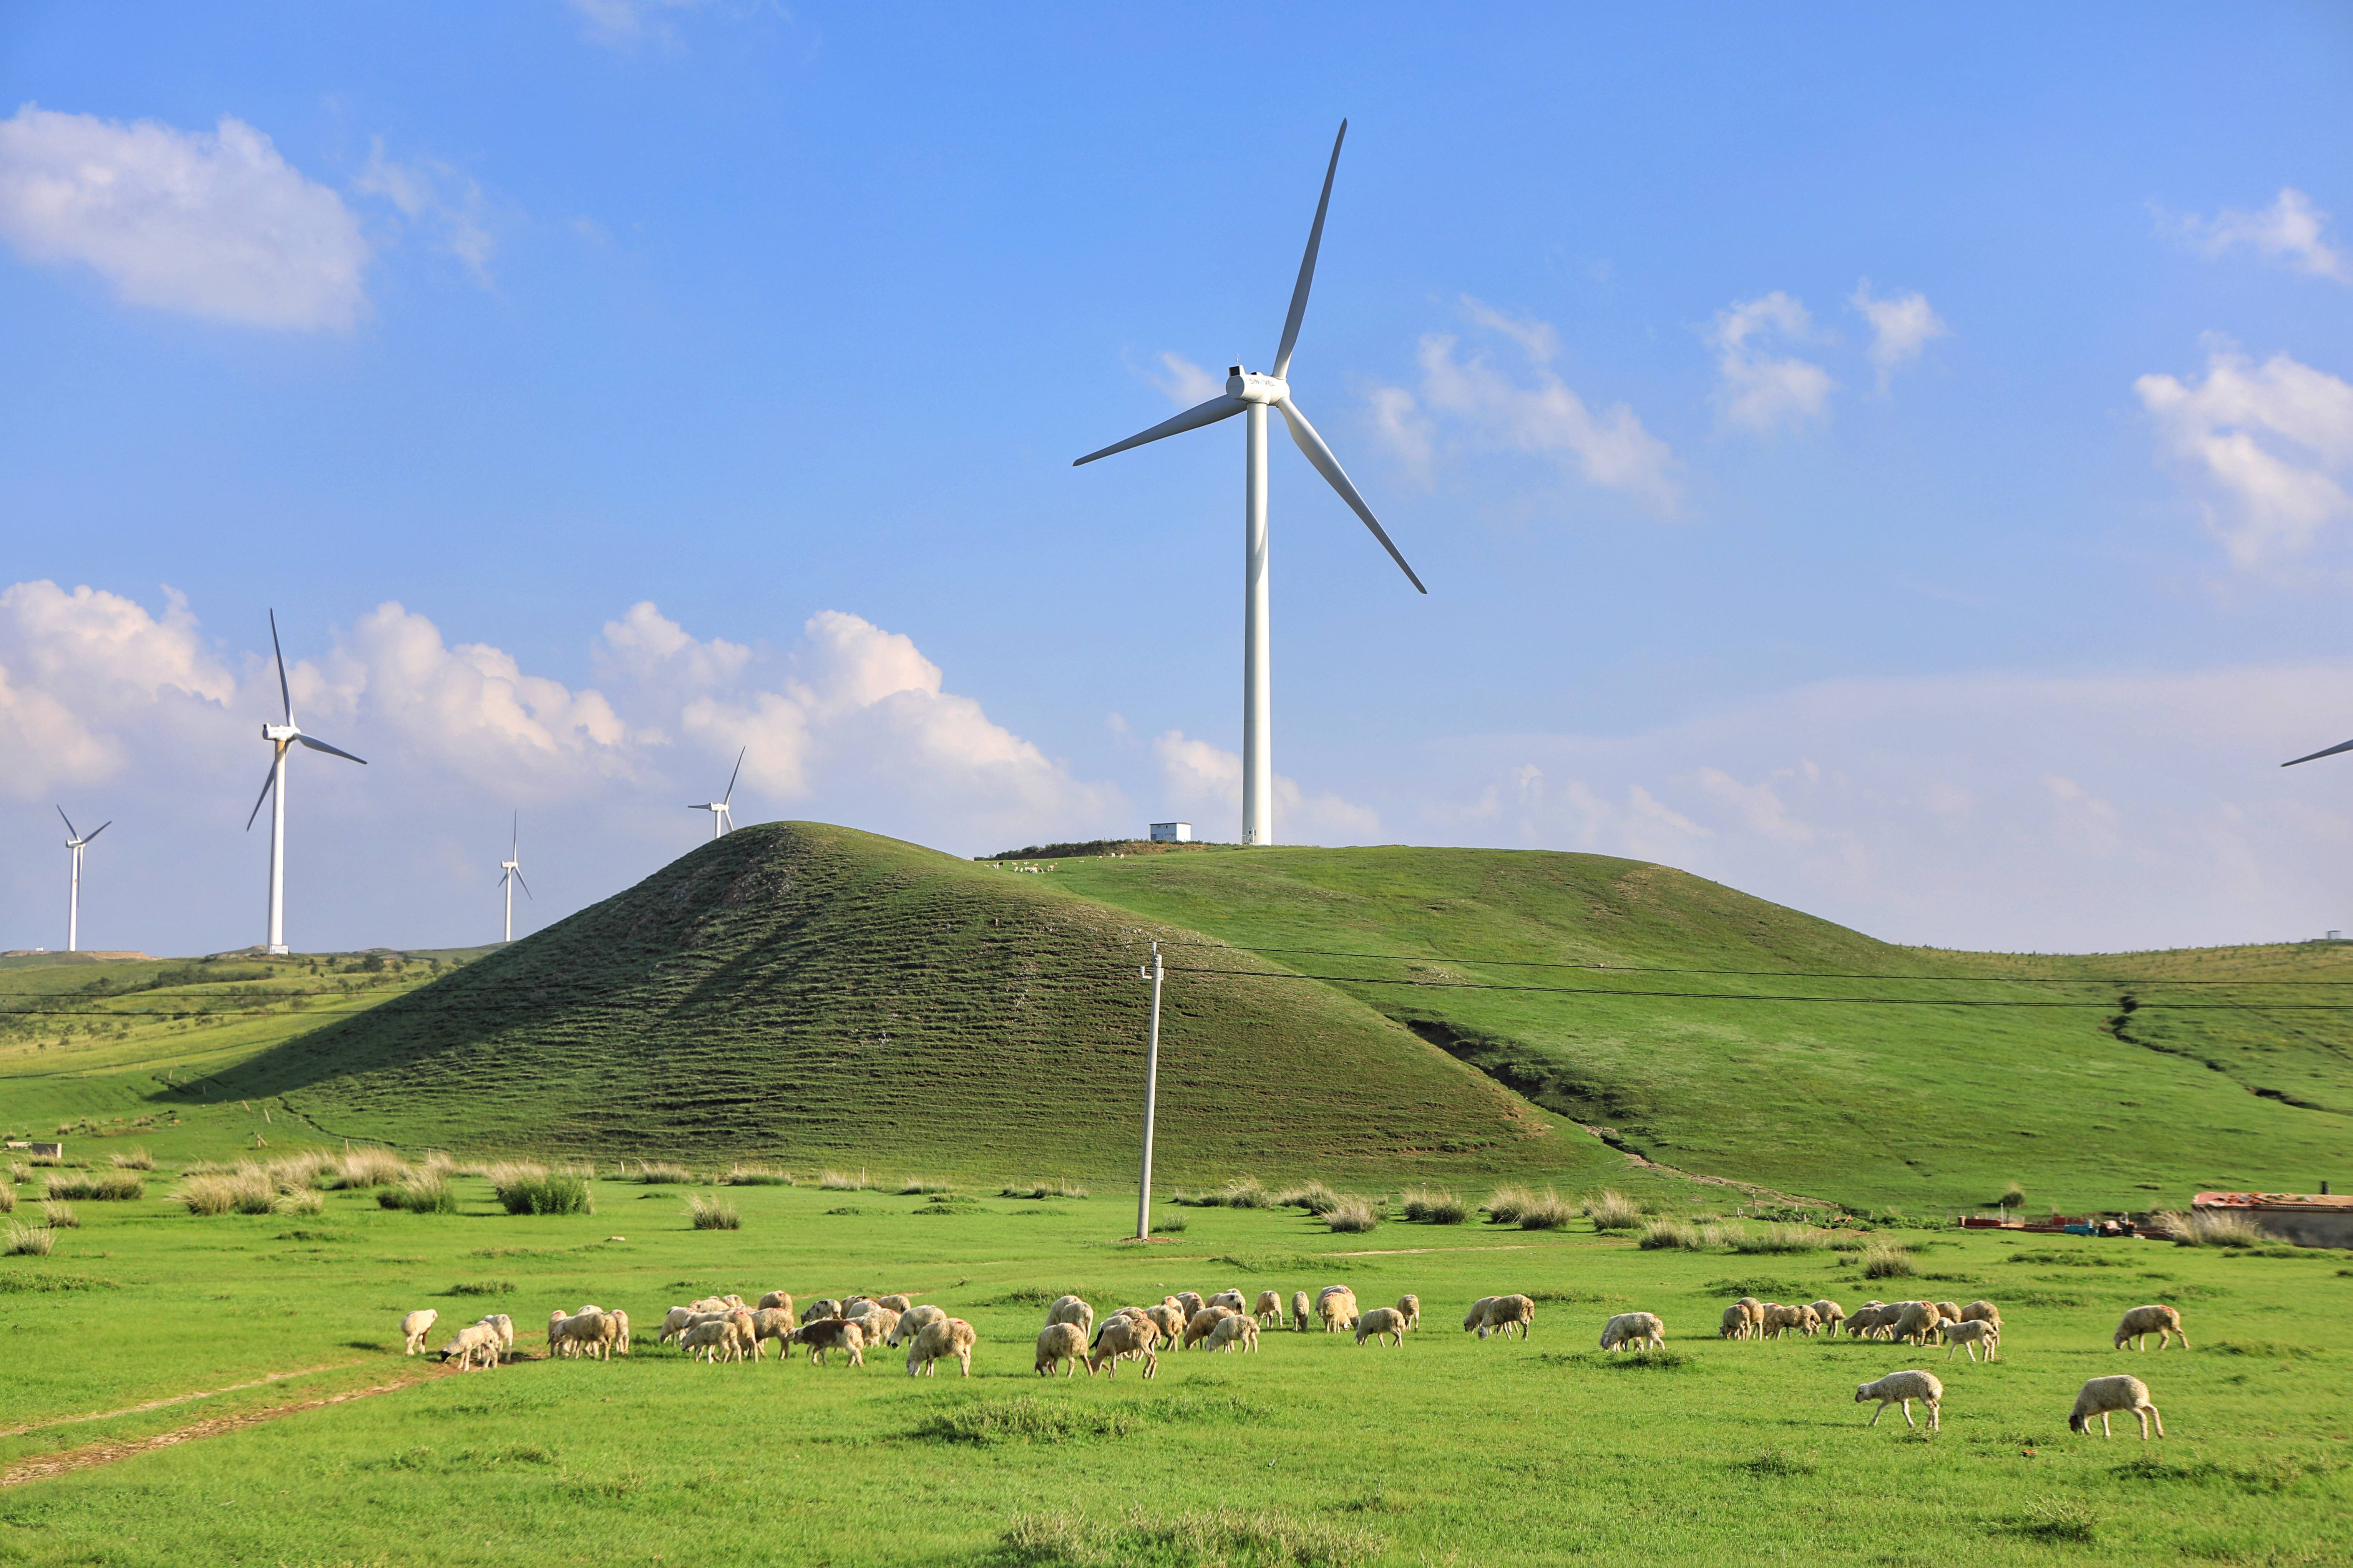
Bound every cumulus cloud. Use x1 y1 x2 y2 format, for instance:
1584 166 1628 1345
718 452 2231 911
0 105 368 329
2134 341 2353 569
1369 296 1678 511
1151 729 1379 842
2167 187 2349 283
1849 280 1949 393
1709 292 1834 433
353 138 495 284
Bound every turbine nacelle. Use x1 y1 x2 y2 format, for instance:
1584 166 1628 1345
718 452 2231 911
1226 367 1290 405
263 723 300 743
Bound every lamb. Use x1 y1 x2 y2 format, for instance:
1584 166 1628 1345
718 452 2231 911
1291 1290 1311 1333
757 1290 793 1313
796 1317 865 1367
1960 1300 2001 1327
1184 1306 1239 1349
659 1306 696 1346
1396 1294 1421 1330
1210 1288 1248 1313
1035 1321 1090 1377
677 1319 732 1363
1599 1311 1664 1352
1085 1313 1158 1379
1479 1295 1535 1340
401 1308 438 1356
1316 1286 1360 1333
1254 1289 1285 1326
1045 1295 1094 1336
473 1313 514 1362
1355 1307 1408 1348
1807 1299 1845 1333
906 1316 976 1377
1464 1296 1498 1335
2113 1304 2187 1352
437 1321 501 1371
1938 1318 2000 1363
1854 1369 1943 1431
2070 1374 2163 1439
1207 1314 1261 1354
893 1304 946 1346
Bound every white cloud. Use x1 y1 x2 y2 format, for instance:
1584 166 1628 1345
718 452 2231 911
567 0 705 49
353 138 495 284
1371 296 1678 511
0 105 368 329
1145 351 1223 407
2135 341 2353 569
1849 280 1949 393
1151 729 1379 842
1709 292 1834 433
2170 188 2349 283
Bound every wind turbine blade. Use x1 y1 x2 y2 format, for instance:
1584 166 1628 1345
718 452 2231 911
723 746 744 806
1271 120 1346 382
1277 396 1427 593
295 734 368 765
244 766 277 831
269 609 293 725
85 820 110 844
513 868 533 900
56 805 79 840
510 811 518 855
1073 395 1248 466
2282 737 2353 767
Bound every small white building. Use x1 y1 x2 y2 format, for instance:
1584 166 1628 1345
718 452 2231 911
1149 822 1192 843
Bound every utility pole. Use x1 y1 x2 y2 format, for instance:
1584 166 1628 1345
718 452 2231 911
1135 940 1163 1241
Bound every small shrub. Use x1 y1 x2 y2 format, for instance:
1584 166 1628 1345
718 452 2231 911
898 1177 954 1195
7 1162 30 1185
718 1166 793 1186
629 1161 697 1185
44 1171 143 1202
41 1200 79 1229
1582 1189 1642 1230
110 1147 156 1172
1638 1218 1703 1250
1485 1186 1533 1225
2158 1209 2263 1248
818 1168 870 1192
3 1220 54 1256
1862 1241 1917 1279
1324 1198 1381 1233
1991 1181 2025 1209
445 1280 515 1296
1273 1180 1341 1215
380 1171 458 1214
490 1165 594 1217
685 1195 741 1231
1601 1349 1690 1370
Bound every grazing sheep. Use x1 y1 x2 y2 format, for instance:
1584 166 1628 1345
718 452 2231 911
1464 1296 1499 1335
805 1298 843 1322
548 1310 613 1361
906 1316 976 1377
893 1304 947 1346
875 1293 914 1313
437 1321 501 1371
1933 1301 1962 1324
1762 1303 1820 1340
846 1303 901 1348
796 1318 865 1367
1599 1312 1665 1352
1144 1303 1186 1344
1854 1369 1943 1431
1036 1321 1090 1377
1846 1302 1897 1341
1396 1293 1421 1330
1719 1304 1752 1341
1960 1300 2001 1327
749 1307 798 1360
1356 1307 1408 1348
1210 1288 1248 1313
1045 1295 1094 1336
1480 1295 1536 1341
1939 1319 2001 1363
401 1308 438 1356
1086 1313 1158 1379
678 1319 732 1363
1207 1314 1261 1354
1254 1289 1284 1326
659 1306 696 1346
1291 1290 1311 1333
757 1290 793 1313
2070 1374 2163 1439
1173 1291 1205 1320
1890 1301 1943 1347
473 1313 515 1362
1807 1299 1845 1333
1316 1286 1360 1333
609 1308 631 1356
1184 1306 1240 1349
2113 1304 2187 1352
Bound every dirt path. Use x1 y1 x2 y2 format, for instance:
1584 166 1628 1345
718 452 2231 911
1581 1124 1840 1211
0 1361 369 1439
0 1366 448 1488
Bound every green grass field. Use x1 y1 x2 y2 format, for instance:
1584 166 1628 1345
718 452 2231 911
2 1169 2346 1566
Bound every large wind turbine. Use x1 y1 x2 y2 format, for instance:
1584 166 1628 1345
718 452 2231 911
2283 737 2353 769
57 806 110 953
244 612 366 955
690 749 744 839
1074 119 1423 847
498 813 531 943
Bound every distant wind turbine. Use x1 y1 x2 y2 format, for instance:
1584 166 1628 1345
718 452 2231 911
2283 737 2353 768
57 806 110 953
690 749 744 839
244 611 366 955
1074 119 1423 847
498 813 531 943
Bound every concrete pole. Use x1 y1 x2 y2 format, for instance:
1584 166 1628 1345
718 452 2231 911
1135 941 1163 1241
1242 403 1273 846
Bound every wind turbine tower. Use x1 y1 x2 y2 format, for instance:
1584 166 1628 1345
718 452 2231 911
690 749 744 839
56 806 110 953
1075 120 1424 847
244 612 367 955
497 813 532 943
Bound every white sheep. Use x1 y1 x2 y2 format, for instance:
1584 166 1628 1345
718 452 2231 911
1184 1306 1239 1349
1086 1313 1158 1379
1355 1307 1407 1348
893 1304 947 1346
1854 1369 1943 1431
2070 1374 2163 1439
1599 1312 1665 1352
473 1313 514 1362
749 1307 798 1359
874 1293 914 1313
1960 1299 2001 1327
906 1316 976 1377
1807 1299 1845 1333
609 1308 631 1356
2112 1304 2187 1352
401 1308 438 1356
756 1290 793 1312
1396 1293 1421 1330
1759 1303 1819 1340
1035 1321 1090 1377
1719 1304 1752 1341
1291 1290 1311 1332
1479 1295 1535 1340
1254 1289 1284 1326
1172 1291 1205 1320
1938 1318 2000 1362
1210 1288 1248 1313
1045 1295 1094 1336
658 1306 696 1346
1207 1314 1261 1354
1890 1301 1943 1347
437 1321 501 1371
678 1319 732 1363
1316 1285 1359 1332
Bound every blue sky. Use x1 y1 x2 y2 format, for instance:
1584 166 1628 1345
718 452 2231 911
3 2 2350 956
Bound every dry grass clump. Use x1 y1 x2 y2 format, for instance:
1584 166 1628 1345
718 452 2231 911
272 1189 325 1217
324 1147 405 1189
0 1182 13 1215
1000 1178 1089 1200
719 1165 793 1187
43 1170 143 1202
7 1162 32 1186
1730 1225 1826 1255
41 1200 80 1228
485 1162 594 1217
628 1161 698 1185
1272 1180 1341 1215
3 1220 54 1256
898 1177 954 1195
1324 1197 1382 1233
818 1168 871 1192
1483 1186 1533 1225
1581 1189 1643 1230
2157 1208 2264 1248
685 1195 741 1231
1638 1217 1704 1250
1861 1241 1918 1279
1398 1187 1467 1224
109 1147 156 1172
380 1170 458 1214
1516 1188 1577 1231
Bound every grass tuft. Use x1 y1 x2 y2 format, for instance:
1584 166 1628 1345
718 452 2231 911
488 1164 594 1217
3 1220 55 1256
271 1189 325 1217
444 1280 516 1296
818 1168 871 1192
324 1147 404 1189
685 1195 741 1230
1324 1197 1382 1233
1581 1188 1643 1230
1637 1218 1703 1250
0 1182 12 1215
1517 1188 1576 1230
1272 1180 1341 1215
628 1161 697 1185
380 1170 458 1214
2008 1500 2098 1543
2158 1209 2264 1248
1152 1211 1187 1234
43 1170 143 1202
109 1147 156 1172
1730 1225 1825 1255
1737 1447 1817 1477
1001 1179 1089 1200
1000 1506 1380 1568
1399 1187 1467 1225
898 1176 955 1195
1861 1241 1918 1279
41 1200 80 1228
718 1165 793 1186
1484 1185 1533 1225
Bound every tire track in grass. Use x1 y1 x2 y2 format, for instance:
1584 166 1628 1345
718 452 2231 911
0 1361 372 1439
1 1365 456 1487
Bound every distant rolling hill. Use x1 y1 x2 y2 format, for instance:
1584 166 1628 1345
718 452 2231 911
221 824 1597 1183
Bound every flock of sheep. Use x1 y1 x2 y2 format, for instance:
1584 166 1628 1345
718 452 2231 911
395 1280 2188 1439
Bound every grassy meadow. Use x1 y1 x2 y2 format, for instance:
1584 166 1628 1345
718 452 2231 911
3 1164 2348 1566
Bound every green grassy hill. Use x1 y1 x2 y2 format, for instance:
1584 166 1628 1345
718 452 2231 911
207 824 1591 1183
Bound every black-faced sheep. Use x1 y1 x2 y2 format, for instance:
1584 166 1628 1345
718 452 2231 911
1854 1369 1942 1431
2070 1374 2163 1438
